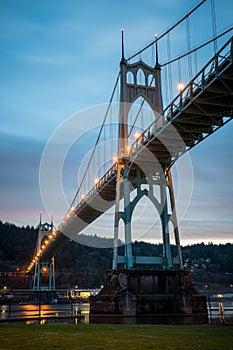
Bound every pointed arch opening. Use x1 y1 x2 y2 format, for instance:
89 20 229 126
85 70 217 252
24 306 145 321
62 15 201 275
136 68 146 86
168 221 178 259
148 73 156 87
131 193 161 244
127 96 157 143
118 217 125 245
126 71 134 84
167 221 175 244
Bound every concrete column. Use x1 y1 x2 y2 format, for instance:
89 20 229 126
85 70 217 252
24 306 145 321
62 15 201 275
113 164 122 269
160 181 172 270
167 169 183 269
123 167 133 269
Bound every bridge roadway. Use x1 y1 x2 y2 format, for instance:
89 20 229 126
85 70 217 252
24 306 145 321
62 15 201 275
39 37 233 262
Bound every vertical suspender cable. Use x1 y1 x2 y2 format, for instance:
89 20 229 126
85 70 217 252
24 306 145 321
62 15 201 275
167 32 173 102
186 15 193 82
164 65 169 109
103 125 105 174
151 39 155 66
178 58 182 83
141 97 144 132
110 102 113 163
194 50 198 75
211 0 217 54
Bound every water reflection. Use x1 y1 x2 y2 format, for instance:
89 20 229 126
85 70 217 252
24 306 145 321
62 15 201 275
0 302 90 324
0 301 232 325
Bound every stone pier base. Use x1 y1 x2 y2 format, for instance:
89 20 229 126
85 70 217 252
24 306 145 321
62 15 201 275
90 270 208 324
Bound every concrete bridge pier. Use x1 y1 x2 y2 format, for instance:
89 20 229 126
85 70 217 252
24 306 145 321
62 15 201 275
90 269 208 324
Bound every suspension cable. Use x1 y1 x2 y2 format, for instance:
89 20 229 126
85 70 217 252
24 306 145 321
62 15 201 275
167 32 173 102
164 65 169 106
186 15 193 82
160 27 233 67
127 29 233 141
128 99 145 138
69 72 121 210
211 0 217 54
194 50 198 75
67 6 232 214
178 58 182 83
127 0 207 61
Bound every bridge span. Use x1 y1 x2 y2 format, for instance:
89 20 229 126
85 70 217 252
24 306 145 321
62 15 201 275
30 36 233 264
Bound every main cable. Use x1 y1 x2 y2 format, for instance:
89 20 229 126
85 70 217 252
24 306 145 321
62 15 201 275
160 27 233 67
127 0 207 61
68 72 121 211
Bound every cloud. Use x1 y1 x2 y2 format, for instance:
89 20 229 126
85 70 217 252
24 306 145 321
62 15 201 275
0 0 232 245
0 132 44 224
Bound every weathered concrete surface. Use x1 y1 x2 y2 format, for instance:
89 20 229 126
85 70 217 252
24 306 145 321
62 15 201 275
90 270 208 323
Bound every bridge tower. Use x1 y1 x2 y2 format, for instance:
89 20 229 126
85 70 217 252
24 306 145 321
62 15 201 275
90 31 207 322
32 216 55 291
113 31 183 271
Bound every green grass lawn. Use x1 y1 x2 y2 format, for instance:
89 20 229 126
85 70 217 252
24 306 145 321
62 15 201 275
0 323 233 350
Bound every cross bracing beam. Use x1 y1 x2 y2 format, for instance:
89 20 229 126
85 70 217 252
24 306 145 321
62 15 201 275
34 37 233 264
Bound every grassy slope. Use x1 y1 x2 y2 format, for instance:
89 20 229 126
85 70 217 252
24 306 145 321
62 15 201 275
0 324 233 350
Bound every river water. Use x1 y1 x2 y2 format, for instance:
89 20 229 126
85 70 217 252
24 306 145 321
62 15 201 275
0 302 90 324
0 301 232 325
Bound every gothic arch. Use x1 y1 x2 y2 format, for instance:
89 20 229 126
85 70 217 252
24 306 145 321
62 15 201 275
126 71 134 84
136 68 146 86
148 73 156 87
127 94 158 125
130 188 161 219
131 94 156 113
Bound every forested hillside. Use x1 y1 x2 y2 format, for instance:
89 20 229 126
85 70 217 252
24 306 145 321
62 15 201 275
0 221 232 290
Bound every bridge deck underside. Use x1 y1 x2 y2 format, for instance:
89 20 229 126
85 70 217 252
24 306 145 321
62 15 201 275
40 53 233 260
138 59 233 168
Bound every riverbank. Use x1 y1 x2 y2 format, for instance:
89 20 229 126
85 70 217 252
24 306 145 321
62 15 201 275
0 324 233 350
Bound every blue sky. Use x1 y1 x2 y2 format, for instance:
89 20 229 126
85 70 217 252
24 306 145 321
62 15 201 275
0 0 233 245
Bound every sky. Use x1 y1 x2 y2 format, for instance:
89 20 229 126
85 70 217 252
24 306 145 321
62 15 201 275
0 0 233 246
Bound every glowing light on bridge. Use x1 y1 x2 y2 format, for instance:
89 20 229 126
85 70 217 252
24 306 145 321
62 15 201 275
95 178 100 184
134 132 140 140
127 145 132 156
177 82 185 92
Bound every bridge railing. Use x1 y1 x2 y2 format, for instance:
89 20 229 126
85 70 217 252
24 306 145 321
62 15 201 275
128 36 233 161
28 37 233 270
55 37 233 236
164 36 233 122
76 162 118 211
58 162 118 230
61 37 233 229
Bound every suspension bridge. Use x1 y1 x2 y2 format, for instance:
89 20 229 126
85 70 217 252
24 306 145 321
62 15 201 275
27 0 232 318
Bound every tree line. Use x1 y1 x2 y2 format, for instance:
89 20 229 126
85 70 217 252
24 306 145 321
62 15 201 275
0 220 232 289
